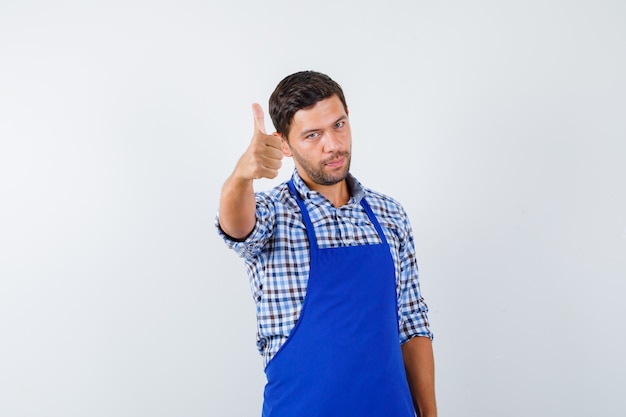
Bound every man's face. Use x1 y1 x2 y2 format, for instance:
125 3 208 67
281 95 352 188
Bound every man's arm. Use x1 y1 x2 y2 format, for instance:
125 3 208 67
402 336 437 417
218 103 284 239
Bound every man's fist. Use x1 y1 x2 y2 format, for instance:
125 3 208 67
233 103 284 180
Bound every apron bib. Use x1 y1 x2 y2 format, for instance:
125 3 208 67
262 180 414 417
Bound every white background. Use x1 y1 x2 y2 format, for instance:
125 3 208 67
1 1 625 416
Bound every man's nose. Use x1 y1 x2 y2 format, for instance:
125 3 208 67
324 131 340 152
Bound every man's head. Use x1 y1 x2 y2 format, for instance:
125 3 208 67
269 71 348 140
268 71 352 190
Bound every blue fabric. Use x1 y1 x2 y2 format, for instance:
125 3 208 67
261 180 415 417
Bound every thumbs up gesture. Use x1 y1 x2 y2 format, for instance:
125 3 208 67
232 103 284 181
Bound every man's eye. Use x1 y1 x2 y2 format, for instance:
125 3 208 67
306 132 319 140
335 121 345 129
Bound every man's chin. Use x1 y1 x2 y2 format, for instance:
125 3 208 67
318 169 349 186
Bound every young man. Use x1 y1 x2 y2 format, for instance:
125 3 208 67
216 71 436 417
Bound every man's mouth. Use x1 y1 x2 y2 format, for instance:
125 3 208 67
325 157 345 168
324 153 349 168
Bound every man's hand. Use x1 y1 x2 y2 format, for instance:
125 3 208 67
232 103 284 181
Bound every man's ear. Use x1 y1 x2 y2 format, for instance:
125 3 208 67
275 133 292 157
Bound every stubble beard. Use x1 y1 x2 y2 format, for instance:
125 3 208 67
293 150 352 186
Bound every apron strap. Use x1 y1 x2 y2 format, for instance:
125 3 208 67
288 179 318 251
360 198 389 246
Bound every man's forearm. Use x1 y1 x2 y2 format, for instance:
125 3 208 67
402 336 437 417
218 175 256 239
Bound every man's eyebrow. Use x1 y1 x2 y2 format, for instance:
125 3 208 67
299 127 318 137
299 116 348 137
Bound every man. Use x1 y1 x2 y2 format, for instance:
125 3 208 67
216 71 436 417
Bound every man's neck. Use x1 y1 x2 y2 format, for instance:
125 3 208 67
305 179 350 208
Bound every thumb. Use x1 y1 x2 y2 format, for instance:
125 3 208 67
252 103 267 134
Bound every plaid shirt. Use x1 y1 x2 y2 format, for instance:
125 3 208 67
216 171 432 368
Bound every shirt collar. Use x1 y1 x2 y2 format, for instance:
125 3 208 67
290 169 365 205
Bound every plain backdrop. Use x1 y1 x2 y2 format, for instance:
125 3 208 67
1 1 625 416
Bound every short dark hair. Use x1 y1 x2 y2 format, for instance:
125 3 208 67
269 71 348 139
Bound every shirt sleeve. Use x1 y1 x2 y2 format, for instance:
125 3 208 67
215 192 276 260
397 206 434 344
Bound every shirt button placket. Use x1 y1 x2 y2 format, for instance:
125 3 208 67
337 207 354 246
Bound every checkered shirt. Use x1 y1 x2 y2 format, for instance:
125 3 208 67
216 171 433 368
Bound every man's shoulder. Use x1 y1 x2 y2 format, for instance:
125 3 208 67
254 181 294 207
362 186 406 216
361 186 413 240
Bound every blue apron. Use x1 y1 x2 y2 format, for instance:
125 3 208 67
261 180 415 417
